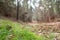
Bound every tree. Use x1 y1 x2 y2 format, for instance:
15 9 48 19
16 0 19 20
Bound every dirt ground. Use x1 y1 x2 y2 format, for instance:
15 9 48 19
26 22 60 40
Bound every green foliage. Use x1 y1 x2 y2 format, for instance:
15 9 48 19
0 19 55 40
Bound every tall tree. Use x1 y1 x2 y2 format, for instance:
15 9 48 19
16 0 20 20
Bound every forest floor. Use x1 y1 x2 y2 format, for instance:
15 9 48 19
26 22 60 40
0 16 60 40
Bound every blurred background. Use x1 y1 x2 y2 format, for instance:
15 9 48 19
0 0 60 22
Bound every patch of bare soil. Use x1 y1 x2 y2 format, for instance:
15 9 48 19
26 22 60 40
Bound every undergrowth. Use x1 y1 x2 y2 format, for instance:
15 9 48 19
0 19 55 40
